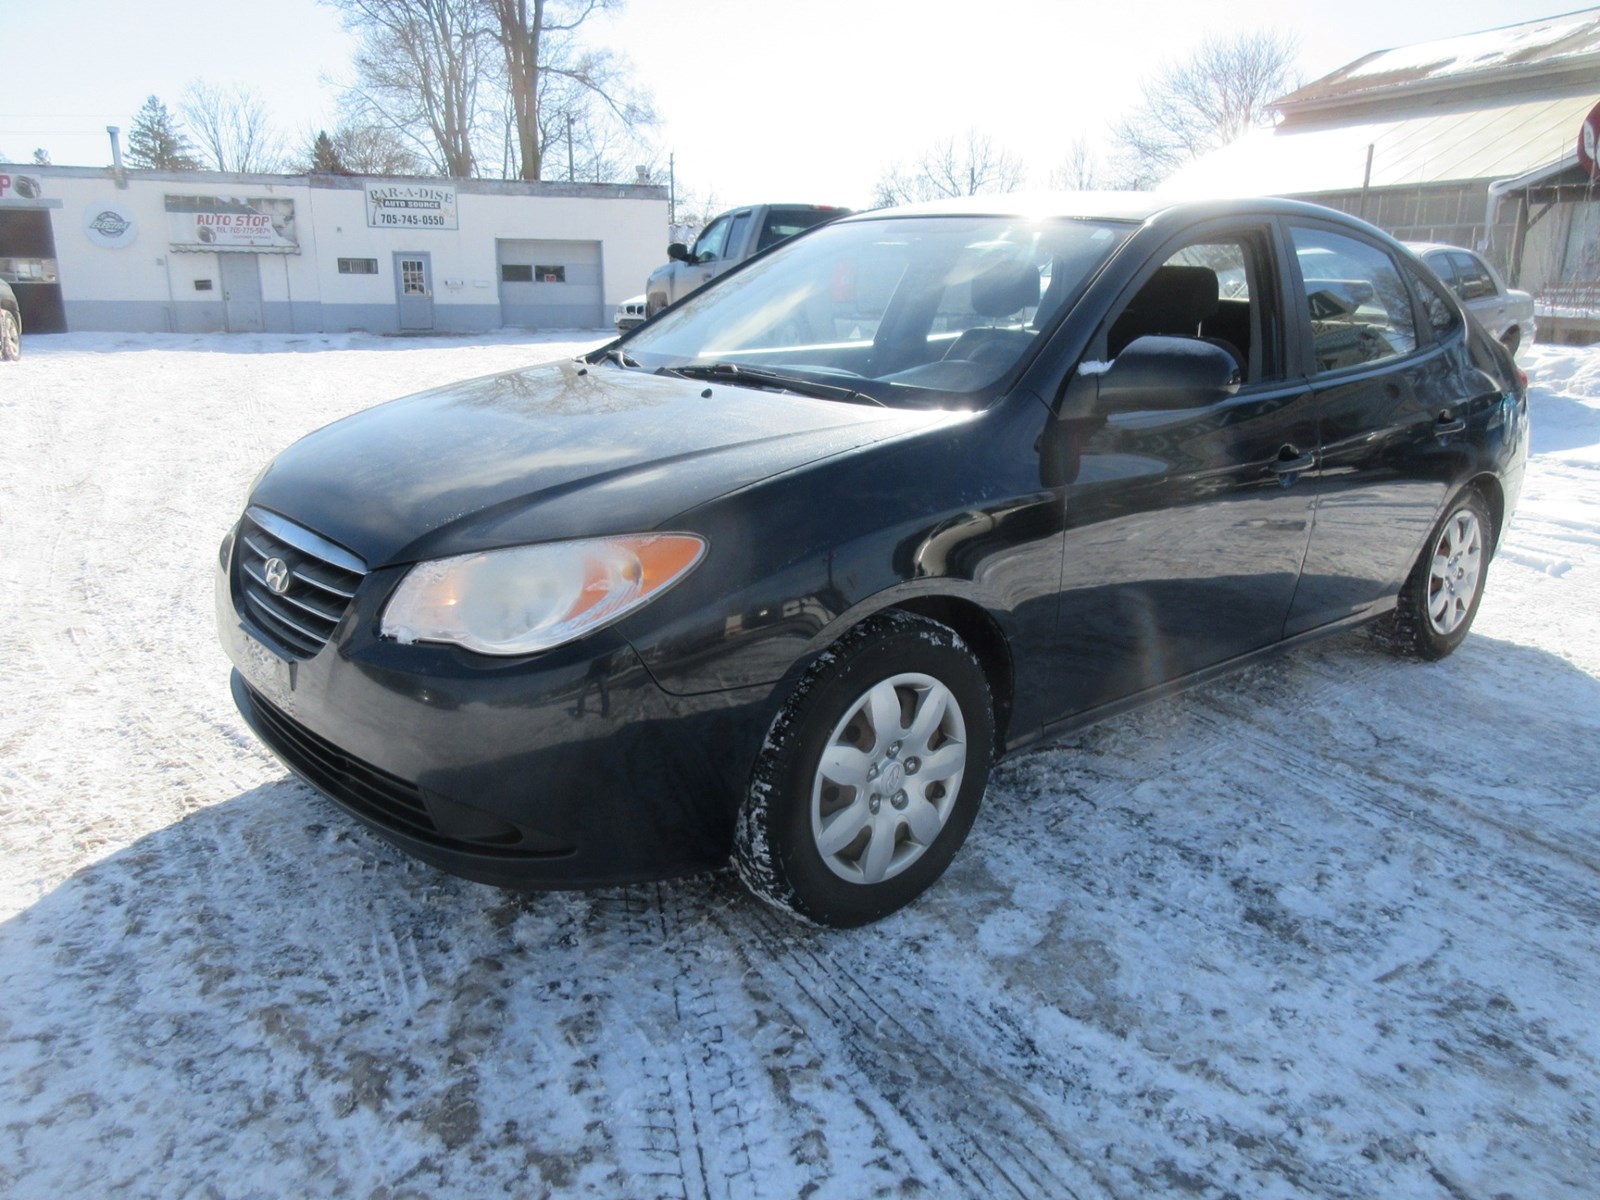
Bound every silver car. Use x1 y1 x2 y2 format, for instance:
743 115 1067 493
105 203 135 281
1409 243 1536 358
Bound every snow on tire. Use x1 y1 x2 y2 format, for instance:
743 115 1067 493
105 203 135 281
734 611 995 928
1375 487 1493 662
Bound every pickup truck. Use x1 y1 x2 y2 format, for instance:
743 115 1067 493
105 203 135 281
644 203 848 316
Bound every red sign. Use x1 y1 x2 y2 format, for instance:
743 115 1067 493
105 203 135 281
1580 100 1600 182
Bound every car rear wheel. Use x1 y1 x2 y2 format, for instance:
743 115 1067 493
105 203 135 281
734 612 994 927
1376 490 1491 661
0 310 19 361
1500 328 1521 358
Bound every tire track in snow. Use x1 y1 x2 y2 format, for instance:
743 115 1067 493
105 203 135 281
727 902 1112 1200
1188 678 1600 927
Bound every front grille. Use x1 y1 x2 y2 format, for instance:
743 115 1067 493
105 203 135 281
240 681 438 837
234 507 366 659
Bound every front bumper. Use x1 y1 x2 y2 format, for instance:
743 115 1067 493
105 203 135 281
217 548 771 889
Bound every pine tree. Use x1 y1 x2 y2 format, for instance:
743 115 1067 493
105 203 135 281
126 96 202 170
309 130 347 173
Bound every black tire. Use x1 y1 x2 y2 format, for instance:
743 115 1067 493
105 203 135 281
734 612 995 927
1375 489 1492 661
0 310 19 362
1500 327 1521 359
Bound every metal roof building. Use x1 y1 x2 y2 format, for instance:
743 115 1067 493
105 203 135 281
1164 9 1600 339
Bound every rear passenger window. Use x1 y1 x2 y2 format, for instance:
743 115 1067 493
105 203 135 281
757 207 838 252
1291 227 1417 373
1447 251 1497 301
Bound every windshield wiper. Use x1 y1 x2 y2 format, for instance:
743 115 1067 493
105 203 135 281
659 362 885 406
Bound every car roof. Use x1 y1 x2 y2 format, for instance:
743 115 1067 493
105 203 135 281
1404 241 1476 257
842 190 1389 228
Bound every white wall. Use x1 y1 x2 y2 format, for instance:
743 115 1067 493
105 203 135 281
8 167 667 331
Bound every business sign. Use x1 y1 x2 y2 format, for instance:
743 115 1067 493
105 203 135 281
1579 100 1600 183
84 202 138 249
165 195 299 252
365 183 458 230
0 174 43 200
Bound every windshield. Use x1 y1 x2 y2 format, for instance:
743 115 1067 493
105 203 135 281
619 215 1130 408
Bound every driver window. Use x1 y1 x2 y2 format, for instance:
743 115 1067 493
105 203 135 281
693 216 733 264
1105 236 1271 383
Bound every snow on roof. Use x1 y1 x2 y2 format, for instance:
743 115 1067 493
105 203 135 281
1161 93 1597 197
1277 8 1600 109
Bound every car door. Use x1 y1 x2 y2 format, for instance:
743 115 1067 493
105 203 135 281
1283 222 1456 634
677 211 744 299
1446 250 1511 341
1043 220 1319 719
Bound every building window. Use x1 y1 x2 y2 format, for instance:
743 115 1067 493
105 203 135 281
338 258 379 275
501 264 534 283
535 265 566 283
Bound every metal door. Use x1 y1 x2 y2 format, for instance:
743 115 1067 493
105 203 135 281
394 253 434 330
219 253 264 333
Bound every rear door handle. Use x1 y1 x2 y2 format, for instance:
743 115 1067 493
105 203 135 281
1271 448 1317 475
1435 414 1467 436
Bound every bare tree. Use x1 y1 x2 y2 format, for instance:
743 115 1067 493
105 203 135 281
1109 30 1297 189
484 0 655 181
1049 135 1100 192
873 130 1025 208
329 0 492 177
331 122 427 175
181 82 286 172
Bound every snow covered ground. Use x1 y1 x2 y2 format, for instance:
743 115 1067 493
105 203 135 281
1 331 1597 1199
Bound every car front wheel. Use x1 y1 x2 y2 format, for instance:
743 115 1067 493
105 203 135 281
734 612 995 927
1377 489 1492 661
0 310 19 361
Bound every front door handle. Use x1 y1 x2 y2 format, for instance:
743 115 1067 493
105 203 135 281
1271 448 1316 475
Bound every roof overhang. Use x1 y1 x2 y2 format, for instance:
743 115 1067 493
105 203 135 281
1161 94 1598 199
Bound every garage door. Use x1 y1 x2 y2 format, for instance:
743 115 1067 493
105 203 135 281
497 239 603 329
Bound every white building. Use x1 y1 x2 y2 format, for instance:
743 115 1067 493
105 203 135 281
0 164 667 336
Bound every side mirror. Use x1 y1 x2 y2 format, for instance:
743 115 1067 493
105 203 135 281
1093 335 1241 412
667 242 692 264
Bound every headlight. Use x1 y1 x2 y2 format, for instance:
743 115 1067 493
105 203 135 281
381 534 707 656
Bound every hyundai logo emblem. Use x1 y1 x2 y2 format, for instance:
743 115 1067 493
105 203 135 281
263 557 291 594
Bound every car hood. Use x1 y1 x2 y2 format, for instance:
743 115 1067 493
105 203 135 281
249 359 957 567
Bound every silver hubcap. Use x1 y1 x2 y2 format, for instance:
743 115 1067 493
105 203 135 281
1427 508 1483 636
810 672 967 885
0 313 17 358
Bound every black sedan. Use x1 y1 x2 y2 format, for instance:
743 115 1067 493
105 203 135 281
217 194 1527 926
0 279 20 361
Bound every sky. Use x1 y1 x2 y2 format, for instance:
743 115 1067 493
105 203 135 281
1 0 1592 209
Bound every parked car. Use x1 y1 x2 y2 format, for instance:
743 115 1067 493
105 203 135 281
614 294 647 333
1408 242 1536 357
0 279 20 361
218 194 1526 927
645 203 848 315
